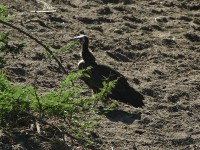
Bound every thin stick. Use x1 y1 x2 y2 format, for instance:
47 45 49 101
0 20 68 74
31 10 57 13
24 111 87 143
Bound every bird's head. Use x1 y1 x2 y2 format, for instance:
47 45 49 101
69 35 95 62
69 35 89 46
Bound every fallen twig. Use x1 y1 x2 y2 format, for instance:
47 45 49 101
24 111 88 144
31 10 57 13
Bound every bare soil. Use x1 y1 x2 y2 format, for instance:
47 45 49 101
0 0 200 149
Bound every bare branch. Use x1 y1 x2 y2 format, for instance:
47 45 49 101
0 20 68 74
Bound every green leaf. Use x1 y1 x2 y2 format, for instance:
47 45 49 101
0 5 9 21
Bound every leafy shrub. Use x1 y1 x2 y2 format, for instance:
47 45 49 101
0 4 116 146
0 69 116 145
60 41 79 53
0 72 34 122
0 4 9 21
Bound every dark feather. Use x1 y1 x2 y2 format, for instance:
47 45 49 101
78 61 144 108
69 35 144 107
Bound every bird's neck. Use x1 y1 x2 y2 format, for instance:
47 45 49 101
82 42 89 53
81 43 96 63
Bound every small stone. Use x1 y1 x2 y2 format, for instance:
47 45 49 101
114 29 123 34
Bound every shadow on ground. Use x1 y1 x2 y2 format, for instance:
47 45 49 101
99 108 141 124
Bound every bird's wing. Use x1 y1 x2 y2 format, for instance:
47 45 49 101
96 64 127 82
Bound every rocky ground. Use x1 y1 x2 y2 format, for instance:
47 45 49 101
0 0 200 149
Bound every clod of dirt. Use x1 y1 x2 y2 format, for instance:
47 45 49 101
177 2 200 11
97 17 115 23
113 29 123 34
142 88 157 98
36 80 56 88
97 6 112 15
155 17 168 23
32 53 45 61
100 0 134 4
163 1 176 7
51 43 61 49
151 9 165 14
87 131 99 139
124 22 138 29
189 46 200 52
75 16 114 24
34 70 44 76
193 19 200 25
5 67 27 76
162 38 177 47
52 0 69 4
113 48 147 61
140 25 163 31
189 4 200 11
179 16 193 22
152 69 165 76
123 15 143 23
15 77 26 82
184 33 200 42
167 91 189 103
113 6 127 12
87 25 103 32
132 41 152 50
74 16 93 24
49 15 67 23
47 65 62 73
132 78 140 85
194 26 200 31
106 51 130 62
171 132 194 146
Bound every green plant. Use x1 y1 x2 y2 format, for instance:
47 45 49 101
0 4 116 147
31 68 116 144
51 41 78 58
0 72 35 123
61 41 79 53
0 4 9 21
0 68 116 146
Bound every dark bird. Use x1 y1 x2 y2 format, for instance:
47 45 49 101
69 35 144 107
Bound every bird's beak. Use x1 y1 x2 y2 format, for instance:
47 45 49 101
68 37 78 42
68 35 86 42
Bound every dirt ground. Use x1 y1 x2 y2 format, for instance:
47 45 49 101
0 0 200 149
